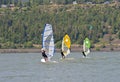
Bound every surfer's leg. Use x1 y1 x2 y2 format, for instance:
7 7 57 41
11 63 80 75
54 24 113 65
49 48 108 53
61 56 65 59
44 57 48 61
63 56 65 59
61 53 65 59
82 51 86 57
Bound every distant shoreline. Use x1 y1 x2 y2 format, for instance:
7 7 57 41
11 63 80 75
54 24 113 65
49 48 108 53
0 47 120 53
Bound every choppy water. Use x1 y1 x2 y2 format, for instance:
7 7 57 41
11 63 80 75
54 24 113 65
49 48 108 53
0 52 120 82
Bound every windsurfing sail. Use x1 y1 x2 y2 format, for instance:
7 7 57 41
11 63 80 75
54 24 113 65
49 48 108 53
42 24 55 60
62 34 71 57
83 37 90 57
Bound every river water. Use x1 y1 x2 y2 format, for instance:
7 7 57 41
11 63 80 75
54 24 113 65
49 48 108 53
0 52 120 82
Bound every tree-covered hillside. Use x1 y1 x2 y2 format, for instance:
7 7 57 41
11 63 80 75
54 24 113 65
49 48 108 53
0 0 118 6
0 0 120 49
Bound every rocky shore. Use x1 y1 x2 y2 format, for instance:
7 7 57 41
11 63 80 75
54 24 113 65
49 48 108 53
0 47 120 53
0 49 41 53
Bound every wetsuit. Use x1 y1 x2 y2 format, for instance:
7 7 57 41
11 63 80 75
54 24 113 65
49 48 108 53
82 51 86 57
61 51 65 59
42 51 48 61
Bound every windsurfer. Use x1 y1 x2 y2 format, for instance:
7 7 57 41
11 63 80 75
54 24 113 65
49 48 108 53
61 49 65 59
41 48 48 61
